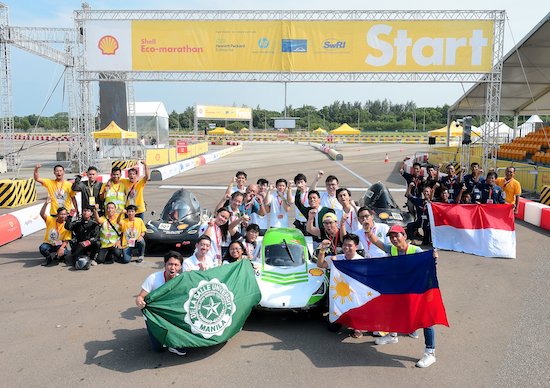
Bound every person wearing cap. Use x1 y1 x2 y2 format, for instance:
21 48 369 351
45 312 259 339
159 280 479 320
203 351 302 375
365 224 439 368
316 233 363 269
307 211 343 253
317 233 364 338
64 205 100 267
295 189 335 248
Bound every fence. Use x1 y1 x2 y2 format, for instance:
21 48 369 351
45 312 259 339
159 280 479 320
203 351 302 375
426 145 550 195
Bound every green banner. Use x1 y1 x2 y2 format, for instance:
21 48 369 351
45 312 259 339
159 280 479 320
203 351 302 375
143 260 261 348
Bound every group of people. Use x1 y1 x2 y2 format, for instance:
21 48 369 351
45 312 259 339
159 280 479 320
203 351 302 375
133 168 443 368
402 161 522 245
35 162 150 268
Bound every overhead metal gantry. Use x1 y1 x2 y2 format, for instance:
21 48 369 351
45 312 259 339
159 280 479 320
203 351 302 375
0 2 84 172
2 7 505 173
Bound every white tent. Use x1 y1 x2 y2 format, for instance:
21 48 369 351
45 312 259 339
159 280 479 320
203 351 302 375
478 122 515 143
132 102 169 147
518 115 544 136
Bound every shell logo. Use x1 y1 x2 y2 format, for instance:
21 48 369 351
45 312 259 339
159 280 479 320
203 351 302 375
98 35 119 55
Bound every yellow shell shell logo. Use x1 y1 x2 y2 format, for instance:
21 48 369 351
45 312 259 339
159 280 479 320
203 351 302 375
309 268 324 276
98 35 119 55
378 212 389 220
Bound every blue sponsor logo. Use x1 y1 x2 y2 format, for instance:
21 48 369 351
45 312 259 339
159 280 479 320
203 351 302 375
258 37 270 49
323 39 346 49
282 39 307 53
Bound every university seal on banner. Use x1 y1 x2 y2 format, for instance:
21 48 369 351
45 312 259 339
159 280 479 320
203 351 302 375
183 279 236 338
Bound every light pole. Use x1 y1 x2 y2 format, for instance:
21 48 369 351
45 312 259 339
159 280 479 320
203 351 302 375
357 110 360 129
320 112 326 129
307 109 311 131
423 108 426 131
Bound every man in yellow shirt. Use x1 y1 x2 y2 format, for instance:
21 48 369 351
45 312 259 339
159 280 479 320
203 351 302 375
39 199 72 266
93 202 123 264
121 161 150 219
495 167 521 214
34 163 77 216
118 205 146 263
100 167 126 214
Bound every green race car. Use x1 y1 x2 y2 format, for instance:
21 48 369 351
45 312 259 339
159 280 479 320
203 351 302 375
254 227 328 310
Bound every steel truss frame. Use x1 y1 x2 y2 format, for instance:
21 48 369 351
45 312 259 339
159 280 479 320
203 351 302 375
1 8 505 173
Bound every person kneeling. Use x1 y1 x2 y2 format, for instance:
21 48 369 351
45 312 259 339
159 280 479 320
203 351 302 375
135 251 187 355
119 205 146 263
65 206 100 268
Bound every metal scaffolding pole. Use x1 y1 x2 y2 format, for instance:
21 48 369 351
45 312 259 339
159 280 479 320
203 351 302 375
0 3 17 171
481 14 505 173
72 6 96 173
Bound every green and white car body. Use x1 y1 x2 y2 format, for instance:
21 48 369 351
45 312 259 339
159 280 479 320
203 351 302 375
255 227 328 310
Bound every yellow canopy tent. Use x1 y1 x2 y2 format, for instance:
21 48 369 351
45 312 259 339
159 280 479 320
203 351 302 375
93 121 137 139
330 123 361 135
313 127 327 134
239 127 249 133
208 127 234 135
428 122 481 138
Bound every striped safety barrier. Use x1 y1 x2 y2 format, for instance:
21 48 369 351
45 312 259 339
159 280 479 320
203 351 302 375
0 178 37 208
540 185 550 206
112 160 138 171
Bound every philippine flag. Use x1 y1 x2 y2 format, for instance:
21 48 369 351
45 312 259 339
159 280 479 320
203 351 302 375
428 203 516 259
329 251 449 333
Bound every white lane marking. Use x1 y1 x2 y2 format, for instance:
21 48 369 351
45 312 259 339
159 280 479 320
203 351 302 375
159 185 406 192
334 161 373 187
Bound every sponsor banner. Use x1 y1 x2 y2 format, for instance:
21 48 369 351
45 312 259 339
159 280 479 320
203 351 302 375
85 20 494 73
195 105 252 120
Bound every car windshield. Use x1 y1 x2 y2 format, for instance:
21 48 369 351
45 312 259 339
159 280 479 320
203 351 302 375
160 190 201 221
363 183 400 209
264 243 305 267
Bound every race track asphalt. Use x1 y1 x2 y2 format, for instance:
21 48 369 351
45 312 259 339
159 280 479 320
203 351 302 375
0 142 548 387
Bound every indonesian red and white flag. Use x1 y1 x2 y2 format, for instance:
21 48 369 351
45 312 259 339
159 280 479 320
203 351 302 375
427 203 516 258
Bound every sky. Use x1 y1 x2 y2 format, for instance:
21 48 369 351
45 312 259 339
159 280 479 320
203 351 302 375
2 0 549 116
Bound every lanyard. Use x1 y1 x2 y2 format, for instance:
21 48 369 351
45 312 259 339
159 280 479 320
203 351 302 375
301 192 307 204
328 195 337 209
87 180 95 196
276 192 283 207
329 230 339 250
503 179 511 188
489 187 493 199
214 224 221 248
344 210 353 230
364 232 371 250
56 221 64 237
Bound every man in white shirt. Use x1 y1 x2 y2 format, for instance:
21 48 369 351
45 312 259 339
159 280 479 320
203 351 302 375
316 233 363 269
135 251 187 356
182 235 219 271
311 170 343 217
353 207 390 258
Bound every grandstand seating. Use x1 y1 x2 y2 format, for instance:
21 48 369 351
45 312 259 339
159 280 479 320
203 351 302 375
499 126 550 164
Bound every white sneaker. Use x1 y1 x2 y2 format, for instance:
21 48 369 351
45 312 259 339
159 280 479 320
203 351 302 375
168 347 187 356
136 256 144 263
416 351 436 368
374 334 398 345
90 260 98 266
